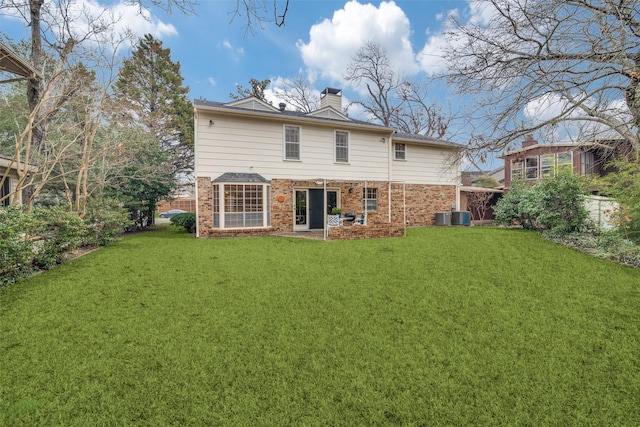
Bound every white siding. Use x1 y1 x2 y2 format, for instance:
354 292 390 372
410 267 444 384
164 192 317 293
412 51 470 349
196 112 390 181
391 142 460 185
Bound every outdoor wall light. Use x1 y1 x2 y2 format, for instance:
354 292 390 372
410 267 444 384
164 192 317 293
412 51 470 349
380 137 386 143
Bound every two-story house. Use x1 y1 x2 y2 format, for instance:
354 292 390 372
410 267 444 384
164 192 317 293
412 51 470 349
500 134 633 190
193 88 462 239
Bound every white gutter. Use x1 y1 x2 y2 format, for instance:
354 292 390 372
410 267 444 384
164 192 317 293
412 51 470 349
194 107 200 238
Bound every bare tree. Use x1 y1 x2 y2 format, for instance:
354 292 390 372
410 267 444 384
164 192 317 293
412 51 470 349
272 76 319 113
230 0 290 33
467 191 494 222
344 41 451 138
444 0 640 154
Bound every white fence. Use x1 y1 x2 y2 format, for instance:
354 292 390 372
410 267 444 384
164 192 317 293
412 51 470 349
584 195 619 231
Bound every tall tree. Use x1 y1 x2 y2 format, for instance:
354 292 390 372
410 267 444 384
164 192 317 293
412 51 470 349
344 41 451 138
230 78 271 102
272 76 319 113
444 0 640 154
113 34 194 176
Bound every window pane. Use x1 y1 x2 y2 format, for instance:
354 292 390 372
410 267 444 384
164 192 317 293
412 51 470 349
525 157 538 179
540 154 555 178
363 188 377 211
222 184 266 228
557 152 572 171
581 151 594 175
284 126 300 160
335 131 349 162
511 160 524 181
395 143 406 160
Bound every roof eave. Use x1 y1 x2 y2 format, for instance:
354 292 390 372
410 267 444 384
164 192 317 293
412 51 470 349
194 102 396 132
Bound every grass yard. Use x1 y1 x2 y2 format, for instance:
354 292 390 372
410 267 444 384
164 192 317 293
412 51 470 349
1 227 639 426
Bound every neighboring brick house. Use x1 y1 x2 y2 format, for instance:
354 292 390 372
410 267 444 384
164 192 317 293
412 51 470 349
193 88 462 239
500 135 634 190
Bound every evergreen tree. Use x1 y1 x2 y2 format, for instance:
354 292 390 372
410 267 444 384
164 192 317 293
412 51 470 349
230 78 271 102
113 34 194 176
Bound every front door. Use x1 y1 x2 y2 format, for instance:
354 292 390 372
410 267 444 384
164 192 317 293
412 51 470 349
294 189 308 230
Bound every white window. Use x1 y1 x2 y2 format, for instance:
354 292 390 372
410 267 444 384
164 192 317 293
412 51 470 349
511 160 524 181
335 131 349 163
394 143 406 160
540 154 555 178
214 183 269 229
525 157 538 180
363 188 378 211
557 152 573 172
581 151 595 175
284 125 301 160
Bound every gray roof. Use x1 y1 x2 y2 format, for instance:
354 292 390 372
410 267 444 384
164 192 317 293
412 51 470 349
393 132 463 149
213 172 270 183
193 98 389 129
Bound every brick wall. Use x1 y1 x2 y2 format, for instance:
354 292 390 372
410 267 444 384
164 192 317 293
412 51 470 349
196 177 213 236
403 184 457 226
327 223 405 240
196 176 456 238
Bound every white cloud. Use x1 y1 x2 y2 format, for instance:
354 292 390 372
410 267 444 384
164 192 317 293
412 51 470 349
3 0 176 50
218 39 245 61
297 1 418 87
208 77 217 86
417 1 498 75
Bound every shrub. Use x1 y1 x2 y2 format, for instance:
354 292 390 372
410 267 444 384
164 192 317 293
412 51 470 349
31 206 87 269
535 171 588 233
494 172 588 234
170 212 196 233
0 206 39 286
597 154 640 243
83 199 133 246
493 180 539 229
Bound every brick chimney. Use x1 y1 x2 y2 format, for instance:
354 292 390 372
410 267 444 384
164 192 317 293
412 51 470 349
320 87 342 111
522 134 538 148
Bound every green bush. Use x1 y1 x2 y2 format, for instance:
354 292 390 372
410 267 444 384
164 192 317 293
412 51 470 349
494 171 588 234
83 199 133 246
0 206 39 286
597 154 640 243
170 212 196 233
493 180 539 230
31 206 88 269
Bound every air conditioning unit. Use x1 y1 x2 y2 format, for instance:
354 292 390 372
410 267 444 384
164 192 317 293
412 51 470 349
435 212 451 226
451 211 471 226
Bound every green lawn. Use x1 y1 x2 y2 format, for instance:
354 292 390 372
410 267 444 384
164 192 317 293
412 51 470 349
1 227 639 426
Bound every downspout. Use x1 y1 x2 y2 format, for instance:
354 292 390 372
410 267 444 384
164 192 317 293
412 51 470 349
387 131 393 223
194 108 200 238
323 178 327 241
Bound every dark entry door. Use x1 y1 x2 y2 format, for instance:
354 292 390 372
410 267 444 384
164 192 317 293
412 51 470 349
308 189 325 230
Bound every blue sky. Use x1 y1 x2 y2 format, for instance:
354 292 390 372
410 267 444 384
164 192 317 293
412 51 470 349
2 0 503 166
1 0 470 103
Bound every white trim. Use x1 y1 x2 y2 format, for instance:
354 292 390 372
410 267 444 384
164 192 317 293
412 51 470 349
283 124 302 161
394 143 407 160
334 130 350 164
294 188 310 231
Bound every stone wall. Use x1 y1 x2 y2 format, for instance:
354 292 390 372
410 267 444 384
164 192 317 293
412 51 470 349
196 177 213 237
327 223 405 240
403 184 457 226
196 176 457 238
